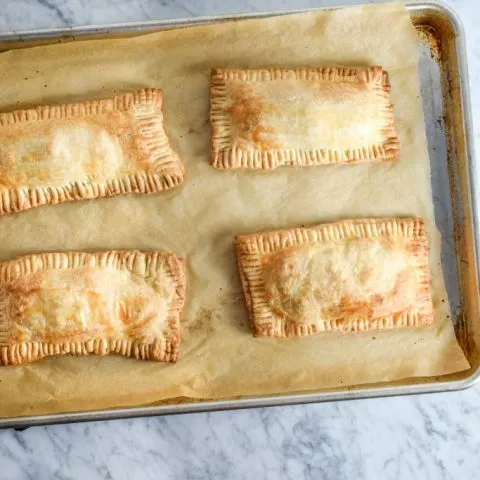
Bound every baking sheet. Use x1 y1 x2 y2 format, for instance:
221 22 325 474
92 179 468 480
0 1 469 417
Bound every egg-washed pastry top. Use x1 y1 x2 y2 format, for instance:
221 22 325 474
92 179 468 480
210 67 399 170
235 218 433 337
0 250 186 365
0 88 185 214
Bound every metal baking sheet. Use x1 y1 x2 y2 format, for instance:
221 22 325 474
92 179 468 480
0 1 477 427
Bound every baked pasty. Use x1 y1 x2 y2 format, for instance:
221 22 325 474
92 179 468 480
0 250 186 365
235 218 434 337
0 89 185 214
210 67 399 169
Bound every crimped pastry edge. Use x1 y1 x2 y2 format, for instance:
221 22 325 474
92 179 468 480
210 66 399 170
0 250 186 365
235 217 434 337
0 88 185 215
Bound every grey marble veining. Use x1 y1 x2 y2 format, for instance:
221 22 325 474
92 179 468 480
3 390 480 479
0 1 479 479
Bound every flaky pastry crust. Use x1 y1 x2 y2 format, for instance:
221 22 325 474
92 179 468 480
235 218 433 337
0 250 186 365
210 67 399 170
0 89 185 214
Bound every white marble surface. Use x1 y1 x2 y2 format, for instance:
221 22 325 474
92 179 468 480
0 0 479 479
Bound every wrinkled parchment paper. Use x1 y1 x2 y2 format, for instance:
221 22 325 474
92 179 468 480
0 2 469 417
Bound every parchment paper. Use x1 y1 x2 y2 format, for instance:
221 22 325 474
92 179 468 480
0 2 469 417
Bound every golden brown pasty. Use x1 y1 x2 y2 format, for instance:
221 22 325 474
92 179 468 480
0 89 185 214
210 67 399 169
235 218 434 337
0 250 186 365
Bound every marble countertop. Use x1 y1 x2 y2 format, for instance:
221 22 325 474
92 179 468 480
1 0 480 478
